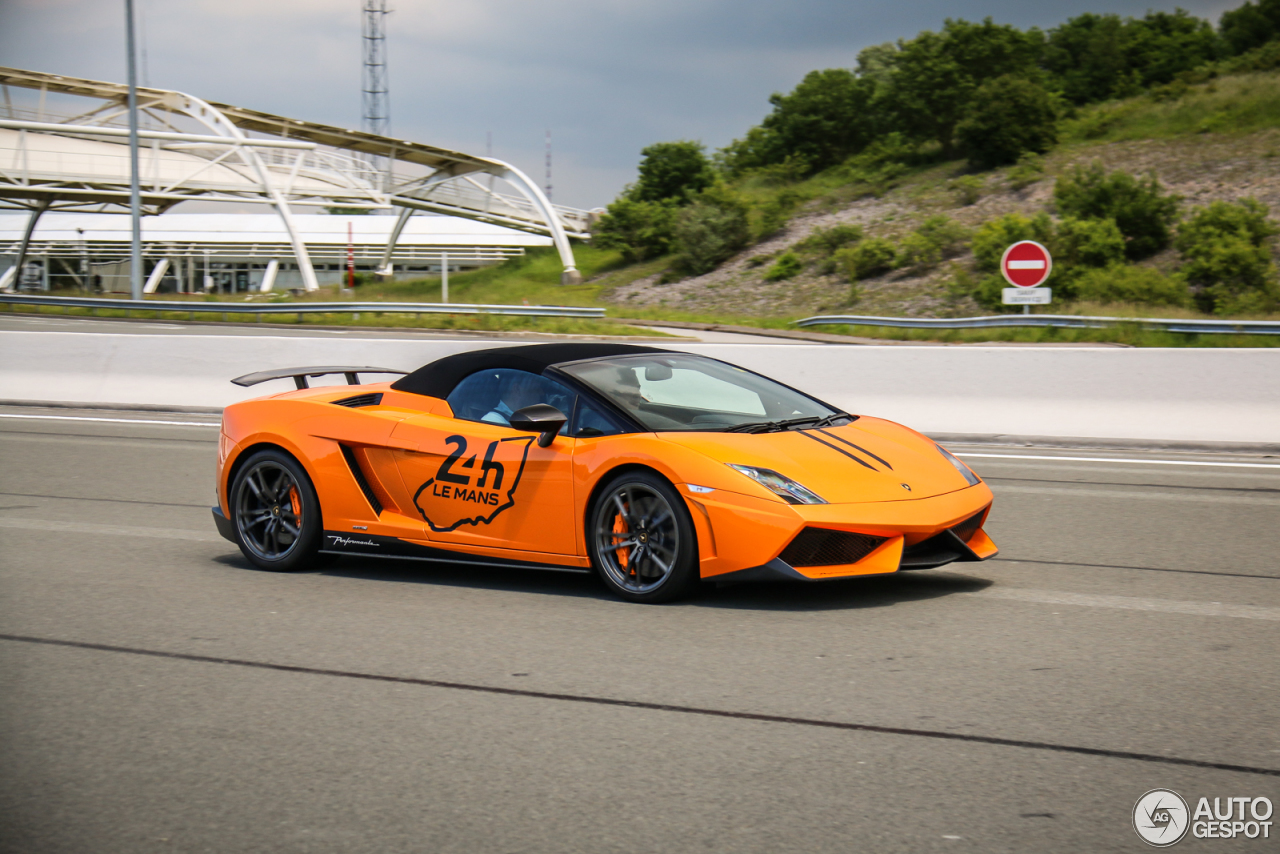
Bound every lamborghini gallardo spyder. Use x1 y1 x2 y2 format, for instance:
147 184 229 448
212 343 996 603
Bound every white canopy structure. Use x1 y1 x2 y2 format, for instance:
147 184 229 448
0 212 551 293
0 67 596 291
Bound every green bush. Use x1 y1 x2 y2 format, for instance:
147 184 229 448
1052 217 1126 269
764 252 804 281
968 273 1010 310
1008 152 1047 190
1054 163 1180 260
671 189 751 276
837 238 898 281
837 133 917 193
592 198 677 263
1073 265 1191 306
1175 199 1280 314
797 223 864 254
971 213 1054 271
753 187 806 240
949 175 984 206
955 75 1061 170
899 215 970 269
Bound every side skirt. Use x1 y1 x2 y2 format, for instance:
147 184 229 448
319 531 591 575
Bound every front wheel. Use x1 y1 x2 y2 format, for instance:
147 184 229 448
589 471 699 603
230 449 324 572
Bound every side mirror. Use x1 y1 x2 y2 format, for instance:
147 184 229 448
509 404 567 447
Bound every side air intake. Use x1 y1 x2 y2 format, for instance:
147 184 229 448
779 528 887 567
332 393 384 408
339 444 383 515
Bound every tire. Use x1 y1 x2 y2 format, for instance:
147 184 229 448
589 470 699 603
230 448 324 572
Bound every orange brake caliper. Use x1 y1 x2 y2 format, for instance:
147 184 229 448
288 485 302 522
612 512 631 575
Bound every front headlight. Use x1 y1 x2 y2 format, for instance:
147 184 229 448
937 444 981 486
727 464 827 505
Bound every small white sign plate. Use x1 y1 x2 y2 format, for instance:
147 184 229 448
1002 287 1052 305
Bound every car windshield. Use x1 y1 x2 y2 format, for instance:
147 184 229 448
558 354 841 432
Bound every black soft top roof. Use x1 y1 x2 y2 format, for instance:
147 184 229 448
390 342 673 399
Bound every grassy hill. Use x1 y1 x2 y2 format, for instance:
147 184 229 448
340 69 1280 346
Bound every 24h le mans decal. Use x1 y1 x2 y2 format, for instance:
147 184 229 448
412 434 535 533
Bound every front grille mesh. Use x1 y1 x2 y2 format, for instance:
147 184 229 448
950 510 985 543
779 528 887 567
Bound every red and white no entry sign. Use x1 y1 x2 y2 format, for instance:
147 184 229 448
1000 240 1052 288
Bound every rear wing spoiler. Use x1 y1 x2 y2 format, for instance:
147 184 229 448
231 366 408 390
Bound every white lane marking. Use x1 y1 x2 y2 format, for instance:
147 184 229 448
1006 260 1046 269
1 317 187 329
0 517 223 542
993 484 1280 506
0 413 219 428
958 452 1280 470
962 587 1280 621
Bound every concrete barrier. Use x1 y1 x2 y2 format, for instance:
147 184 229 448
2 330 1278 444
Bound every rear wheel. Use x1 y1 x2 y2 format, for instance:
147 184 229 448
230 449 324 572
589 471 698 603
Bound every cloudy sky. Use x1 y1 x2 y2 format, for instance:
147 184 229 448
0 0 1242 210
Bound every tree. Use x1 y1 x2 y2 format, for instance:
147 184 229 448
1219 0 1280 56
629 141 715 205
592 198 677 263
720 69 876 176
1124 10 1221 88
1043 10 1221 105
886 18 1044 157
955 75 1059 169
1042 13 1130 104
1054 164 1180 260
671 189 751 275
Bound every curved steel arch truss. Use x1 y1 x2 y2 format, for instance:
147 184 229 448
0 67 591 289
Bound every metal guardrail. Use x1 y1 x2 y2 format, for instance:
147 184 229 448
796 313 1280 336
0 293 606 320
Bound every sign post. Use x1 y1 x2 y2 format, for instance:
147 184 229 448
1000 240 1052 314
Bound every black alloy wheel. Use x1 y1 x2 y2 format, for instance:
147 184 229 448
590 470 698 603
231 449 323 572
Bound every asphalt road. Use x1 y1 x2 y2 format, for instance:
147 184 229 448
1 407 1278 853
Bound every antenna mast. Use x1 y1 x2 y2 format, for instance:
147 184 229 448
545 130 552 202
362 0 390 136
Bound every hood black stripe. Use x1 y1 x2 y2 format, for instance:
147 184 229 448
798 431 878 471
815 429 894 471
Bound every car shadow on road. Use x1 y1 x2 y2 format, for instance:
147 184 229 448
213 552 615 601
698 570 994 612
213 553 992 610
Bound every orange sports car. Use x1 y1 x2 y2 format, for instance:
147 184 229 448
212 343 996 603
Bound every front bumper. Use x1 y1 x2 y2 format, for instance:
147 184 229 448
693 483 996 583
